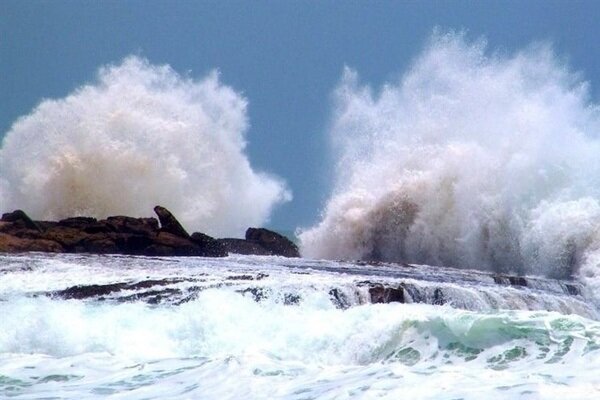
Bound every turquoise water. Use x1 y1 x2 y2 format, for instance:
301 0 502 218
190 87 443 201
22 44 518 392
1 253 599 399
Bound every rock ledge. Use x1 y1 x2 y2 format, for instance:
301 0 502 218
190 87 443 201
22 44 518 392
0 207 298 258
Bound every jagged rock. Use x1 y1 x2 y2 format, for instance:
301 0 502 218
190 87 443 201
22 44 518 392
190 232 227 257
245 228 300 257
0 233 64 252
217 238 272 256
1 210 43 232
0 207 233 258
154 206 189 238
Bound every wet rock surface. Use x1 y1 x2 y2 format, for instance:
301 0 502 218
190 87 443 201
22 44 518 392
3 251 589 317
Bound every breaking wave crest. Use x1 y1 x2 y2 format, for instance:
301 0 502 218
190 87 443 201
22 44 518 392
300 32 600 284
0 56 290 237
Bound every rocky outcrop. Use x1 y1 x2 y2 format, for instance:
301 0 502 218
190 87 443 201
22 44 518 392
245 228 300 257
154 206 189 238
190 232 228 257
217 238 273 256
0 207 298 258
1 210 43 232
0 207 224 257
217 228 300 257
0 233 64 253
218 228 299 257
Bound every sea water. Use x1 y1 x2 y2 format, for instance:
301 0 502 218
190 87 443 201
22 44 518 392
1 253 599 399
3 30 600 399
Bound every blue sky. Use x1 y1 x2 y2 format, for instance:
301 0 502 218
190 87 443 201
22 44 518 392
2 1 600 230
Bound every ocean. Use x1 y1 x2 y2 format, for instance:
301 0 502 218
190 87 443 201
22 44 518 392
3 31 600 399
1 253 599 399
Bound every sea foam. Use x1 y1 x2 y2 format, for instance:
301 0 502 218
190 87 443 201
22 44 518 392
0 56 290 237
300 32 600 284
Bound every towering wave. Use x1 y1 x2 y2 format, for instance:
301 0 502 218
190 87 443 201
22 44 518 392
0 56 290 237
300 32 600 282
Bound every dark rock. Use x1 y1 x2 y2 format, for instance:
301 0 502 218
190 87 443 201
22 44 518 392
57 217 113 236
432 288 446 305
42 226 91 251
121 288 184 304
116 234 155 254
51 278 192 300
284 293 301 305
0 233 64 253
0 221 15 234
145 232 202 256
57 217 98 228
83 223 113 234
143 244 175 257
54 283 129 299
227 273 268 281
245 228 300 257
508 276 527 287
190 232 227 257
102 216 159 235
240 287 268 301
1 210 43 232
79 233 119 254
493 275 528 287
154 206 189 238
217 238 272 256
369 285 405 303
564 283 581 296
35 221 59 231
329 288 352 309
397 283 420 303
0 207 232 258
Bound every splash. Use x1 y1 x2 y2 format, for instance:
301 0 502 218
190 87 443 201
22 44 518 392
0 56 290 237
300 32 600 280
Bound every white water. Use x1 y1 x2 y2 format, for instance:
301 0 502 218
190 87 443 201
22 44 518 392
1 253 600 399
300 33 600 297
0 56 290 237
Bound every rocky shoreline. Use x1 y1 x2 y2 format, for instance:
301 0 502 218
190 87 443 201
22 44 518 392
0 206 299 258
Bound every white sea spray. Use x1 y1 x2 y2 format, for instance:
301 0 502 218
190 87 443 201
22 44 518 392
300 33 600 295
0 56 290 237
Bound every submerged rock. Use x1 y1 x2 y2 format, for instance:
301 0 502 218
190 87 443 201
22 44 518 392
368 285 405 304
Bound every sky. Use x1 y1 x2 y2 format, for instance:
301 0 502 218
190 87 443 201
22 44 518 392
2 0 600 231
